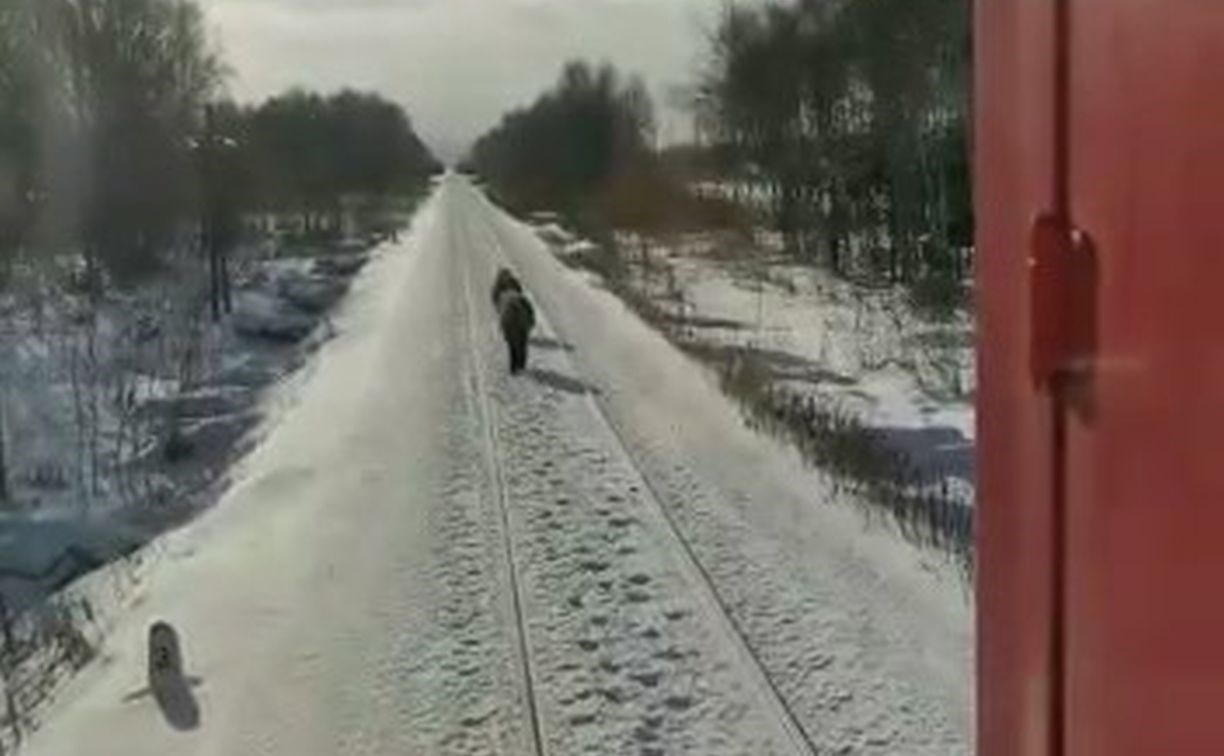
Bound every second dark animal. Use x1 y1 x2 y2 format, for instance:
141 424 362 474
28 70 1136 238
491 268 524 308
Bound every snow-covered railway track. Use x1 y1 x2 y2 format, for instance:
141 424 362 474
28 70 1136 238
455 215 551 756
469 212 821 756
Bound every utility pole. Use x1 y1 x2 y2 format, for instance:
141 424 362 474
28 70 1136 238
201 105 221 322
200 104 237 322
0 393 8 507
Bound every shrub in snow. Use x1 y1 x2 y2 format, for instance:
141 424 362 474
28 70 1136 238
161 427 194 464
277 272 346 314
313 253 369 277
232 290 315 342
707 346 973 572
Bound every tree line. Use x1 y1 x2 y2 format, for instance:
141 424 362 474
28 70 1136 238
697 0 972 298
0 0 439 286
470 61 687 233
469 2 971 307
211 90 440 227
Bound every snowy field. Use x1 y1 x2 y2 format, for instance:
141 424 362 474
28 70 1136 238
15 176 970 755
541 225 976 510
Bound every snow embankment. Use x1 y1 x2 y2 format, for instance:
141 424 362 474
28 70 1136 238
0 234 388 752
531 225 974 497
0 246 380 598
671 250 973 487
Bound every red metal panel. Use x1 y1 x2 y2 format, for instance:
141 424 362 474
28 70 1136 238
1064 2 1224 753
980 0 1224 753
975 1 1062 753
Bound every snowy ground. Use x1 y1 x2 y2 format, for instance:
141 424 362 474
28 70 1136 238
18 175 970 755
0 233 386 749
548 229 975 504
0 243 379 608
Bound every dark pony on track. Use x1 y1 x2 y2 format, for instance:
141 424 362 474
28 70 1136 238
491 268 535 374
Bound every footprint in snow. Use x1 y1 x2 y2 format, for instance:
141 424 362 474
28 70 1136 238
663 694 694 712
624 590 652 604
654 647 687 662
601 686 628 704
634 724 662 743
568 712 598 727
631 670 662 688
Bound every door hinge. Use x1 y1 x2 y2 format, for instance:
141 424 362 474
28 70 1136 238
1029 213 1099 393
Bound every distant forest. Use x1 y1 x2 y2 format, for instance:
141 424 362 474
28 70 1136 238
0 0 440 284
469 0 971 307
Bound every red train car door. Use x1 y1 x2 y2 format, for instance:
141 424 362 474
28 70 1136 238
977 1 1224 755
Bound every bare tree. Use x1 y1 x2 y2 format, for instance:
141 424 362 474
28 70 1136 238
26 0 224 279
699 0 971 301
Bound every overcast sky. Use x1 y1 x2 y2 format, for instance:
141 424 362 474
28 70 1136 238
200 0 724 162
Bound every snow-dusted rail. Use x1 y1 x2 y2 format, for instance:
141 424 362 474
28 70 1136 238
469 211 821 756
457 213 549 756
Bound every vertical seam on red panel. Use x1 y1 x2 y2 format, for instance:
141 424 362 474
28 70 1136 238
1050 385 1068 756
1053 0 1070 216
1050 0 1071 753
